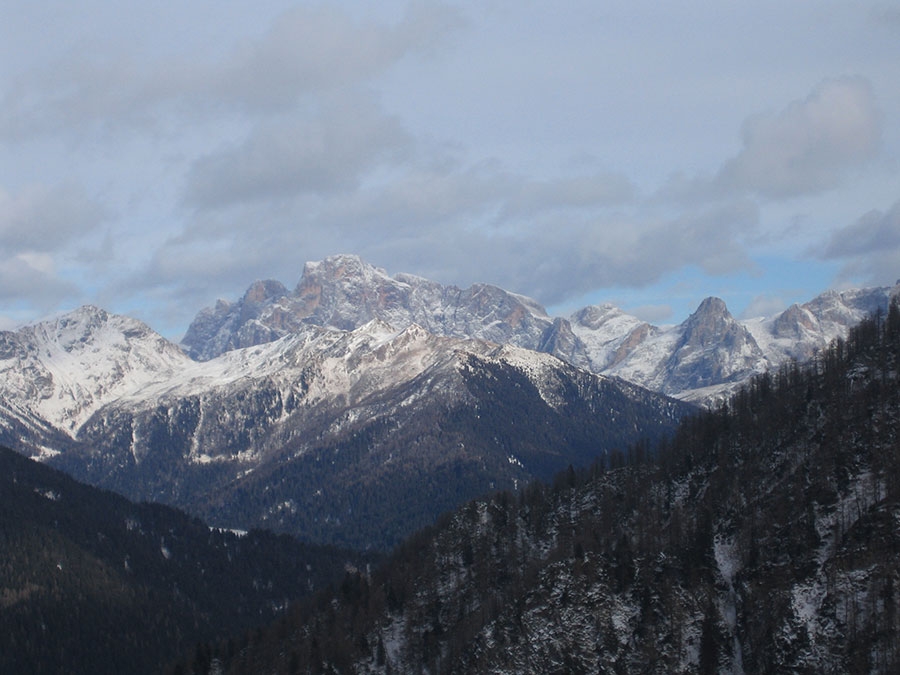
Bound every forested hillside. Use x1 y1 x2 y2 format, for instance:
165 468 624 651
0 448 372 675
202 305 900 674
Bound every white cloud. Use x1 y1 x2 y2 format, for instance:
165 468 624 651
2 3 898 335
740 294 788 320
717 77 880 198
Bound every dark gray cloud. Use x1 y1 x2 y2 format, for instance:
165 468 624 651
824 200 900 258
413 199 757 305
499 173 636 219
131 145 759 317
871 6 900 27
198 3 464 113
0 183 106 251
0 254 78 306
821 199 900 286
0 182 105 309
183 93 414 208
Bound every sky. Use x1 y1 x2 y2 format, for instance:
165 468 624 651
1 1 899 339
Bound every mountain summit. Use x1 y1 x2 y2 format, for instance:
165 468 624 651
182 254 556 362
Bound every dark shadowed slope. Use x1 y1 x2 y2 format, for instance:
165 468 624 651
0 447 371 675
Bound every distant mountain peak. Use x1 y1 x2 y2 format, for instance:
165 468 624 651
694 295 728 314
1 306 191 436
571 303 626 329
182 254 556 362
678 296 739 349
242 279 288 304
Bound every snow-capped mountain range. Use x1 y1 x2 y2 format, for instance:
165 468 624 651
184 254 897 402
0 294 690 548
0 253 893 547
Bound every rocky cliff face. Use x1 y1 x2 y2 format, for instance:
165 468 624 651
182 254 562 362
630 296 767 395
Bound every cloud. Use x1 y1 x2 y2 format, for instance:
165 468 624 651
626 304 673 323
823 200 900 258
0 183 106 252
189 3 463 115
0 3 464 139
716 77 880 198
500 173 636 218
337 191 759 306
870 6 900 27
183 93 414 208
0 254 77 306
127 144 761 327
820 199 900 286
0 183 105 310
740 294 788 320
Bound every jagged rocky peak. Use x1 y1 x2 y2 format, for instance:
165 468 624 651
181 280 292 361
241 278 288 306
447 283 549 342
293 254 412 329
181 254 560 361
46 305 111 338
679 296 741 348
608 322 653 368
772 303 817 340
662 297 767 395
296 253 385 290
804 287 889 324
0 306 192 437
571 303 625 329
181 302 232 360
538 318 590 369
466 283 548 319
175 254 896 403
235 279 290 331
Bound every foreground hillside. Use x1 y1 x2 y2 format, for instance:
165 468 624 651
0 448 369 675
205 306 900 674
